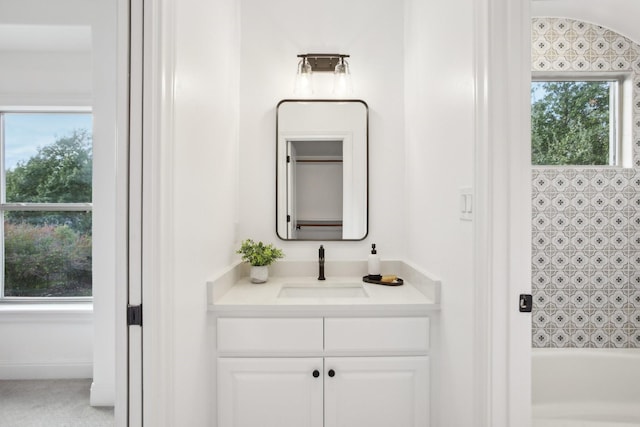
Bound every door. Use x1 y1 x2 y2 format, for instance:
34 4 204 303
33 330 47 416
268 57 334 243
218 358 324 427
324 357 429 427
125 0 144 424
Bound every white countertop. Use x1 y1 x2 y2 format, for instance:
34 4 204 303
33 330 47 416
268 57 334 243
209 270 440 317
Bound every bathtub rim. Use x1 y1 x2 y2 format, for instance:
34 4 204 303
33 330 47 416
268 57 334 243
532 347 640 422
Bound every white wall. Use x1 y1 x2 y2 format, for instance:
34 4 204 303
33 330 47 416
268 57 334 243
238 0 405 261
91 0 117 406
164 0 403 424
404 0 475 425
169 0 239 424
0 51 91 106
167 1 474 425
0 0 93 106
0 306 93 379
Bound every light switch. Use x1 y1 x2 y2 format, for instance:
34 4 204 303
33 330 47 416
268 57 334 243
460 187 473 221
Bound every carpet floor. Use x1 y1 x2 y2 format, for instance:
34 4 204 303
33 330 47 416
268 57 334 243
0 379 114 427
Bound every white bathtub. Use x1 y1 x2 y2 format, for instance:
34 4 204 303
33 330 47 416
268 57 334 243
532 348 640 427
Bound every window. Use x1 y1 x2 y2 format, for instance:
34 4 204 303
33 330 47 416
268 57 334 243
531 77 621 166
0 111 92 299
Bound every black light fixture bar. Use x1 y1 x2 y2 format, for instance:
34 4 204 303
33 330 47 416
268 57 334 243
297 54 350 72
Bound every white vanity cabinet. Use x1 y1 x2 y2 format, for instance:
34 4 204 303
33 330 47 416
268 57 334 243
216 316 430 427
324 356 428 427
218 357 324 427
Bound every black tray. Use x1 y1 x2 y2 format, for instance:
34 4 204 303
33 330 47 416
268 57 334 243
362 275 404 286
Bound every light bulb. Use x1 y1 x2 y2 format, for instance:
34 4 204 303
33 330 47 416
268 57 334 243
332 59 352 96
294 58 313 96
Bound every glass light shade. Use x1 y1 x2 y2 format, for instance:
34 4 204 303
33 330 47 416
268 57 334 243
294 58 313 96
332 60 352 96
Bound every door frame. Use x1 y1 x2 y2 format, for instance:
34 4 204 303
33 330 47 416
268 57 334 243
117 0 176 424
114 0 136 425
473 0 532 426
138 0 177 425
126 0 144 424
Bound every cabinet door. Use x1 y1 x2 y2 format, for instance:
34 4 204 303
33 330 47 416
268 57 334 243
324 356 429 427
218 358 323 427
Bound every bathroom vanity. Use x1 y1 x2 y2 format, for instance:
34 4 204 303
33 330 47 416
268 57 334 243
208 261 440 427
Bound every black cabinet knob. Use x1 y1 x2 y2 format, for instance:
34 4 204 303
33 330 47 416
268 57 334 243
312 370 320 378
328 369 335 377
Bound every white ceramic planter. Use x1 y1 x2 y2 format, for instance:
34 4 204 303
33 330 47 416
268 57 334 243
250 265 269 283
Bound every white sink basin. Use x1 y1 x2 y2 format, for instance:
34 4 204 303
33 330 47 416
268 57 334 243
278 283 368 298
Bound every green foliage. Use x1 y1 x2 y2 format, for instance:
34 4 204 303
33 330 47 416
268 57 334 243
3 128 93 296
236 239 284 266
5 211 92 236
4 222 91 297
531 81 610 165
6 129 92 204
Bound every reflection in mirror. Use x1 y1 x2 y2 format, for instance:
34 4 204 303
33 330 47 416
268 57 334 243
276 100 368 240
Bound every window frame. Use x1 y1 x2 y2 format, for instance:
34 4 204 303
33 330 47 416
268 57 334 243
531 71 632 168
0 108 93 303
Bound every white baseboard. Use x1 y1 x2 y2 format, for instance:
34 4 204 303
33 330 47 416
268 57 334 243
90 380 115 406
0 360 92 379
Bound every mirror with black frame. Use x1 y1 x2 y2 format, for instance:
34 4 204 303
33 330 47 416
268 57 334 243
276 100 368 240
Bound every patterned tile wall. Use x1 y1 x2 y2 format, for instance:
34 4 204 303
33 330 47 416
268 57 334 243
531 18 640 348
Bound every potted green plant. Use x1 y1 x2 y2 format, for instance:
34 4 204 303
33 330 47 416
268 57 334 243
236 239 285 283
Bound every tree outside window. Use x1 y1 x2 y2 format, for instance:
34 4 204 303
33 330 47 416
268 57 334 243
1 113 92 298
531 80 614 166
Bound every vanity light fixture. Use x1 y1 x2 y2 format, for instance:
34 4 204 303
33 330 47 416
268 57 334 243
294 53 352 96
294 56 313 95
332 56 352 96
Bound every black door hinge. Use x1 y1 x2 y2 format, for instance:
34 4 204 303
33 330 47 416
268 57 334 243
519 294 532 313
287 155 291 163
287 215 291 223
127 304 143 326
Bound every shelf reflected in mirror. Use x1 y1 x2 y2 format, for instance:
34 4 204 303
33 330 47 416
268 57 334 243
276 100 368 241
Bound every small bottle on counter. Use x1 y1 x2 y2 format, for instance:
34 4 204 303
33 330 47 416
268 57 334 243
367 243 382 280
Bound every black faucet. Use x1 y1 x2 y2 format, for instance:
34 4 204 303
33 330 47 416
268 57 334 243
318 245 326 280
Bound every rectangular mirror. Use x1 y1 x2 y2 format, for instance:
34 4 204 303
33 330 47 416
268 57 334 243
276 100 368 240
